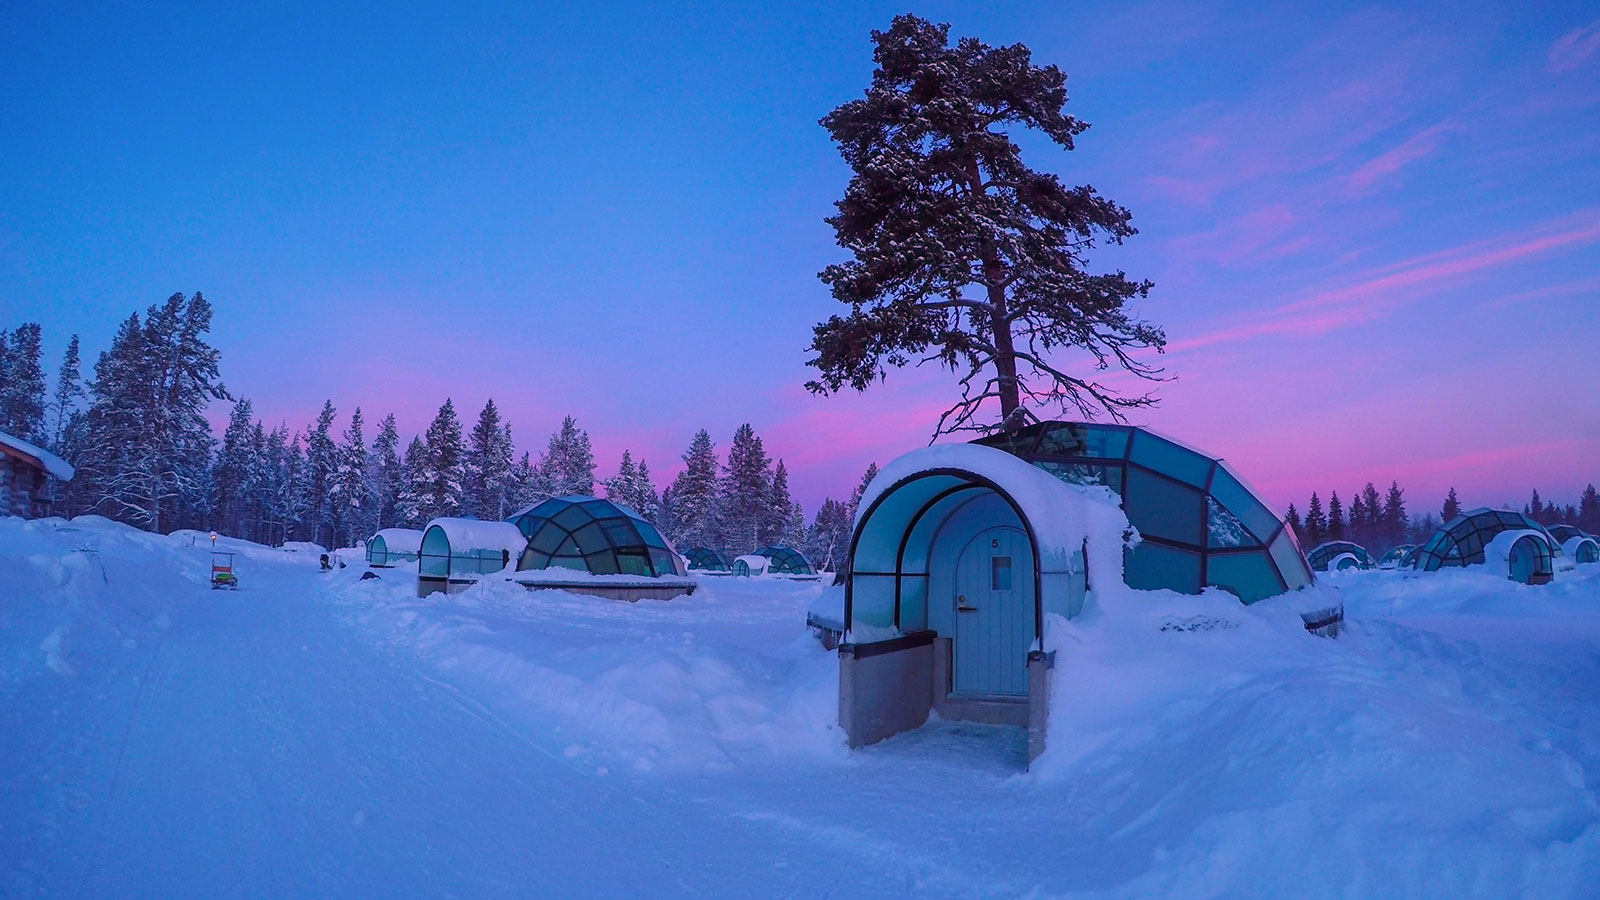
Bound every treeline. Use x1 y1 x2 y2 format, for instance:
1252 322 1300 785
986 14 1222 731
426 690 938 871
1 299 874 569
1283 482 1600 555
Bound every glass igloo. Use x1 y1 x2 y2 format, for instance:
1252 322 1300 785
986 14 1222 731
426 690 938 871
974 421 1313 604
1413 508 1558 571
682 547 730 572
509 496 684 577
1306 540 1376 572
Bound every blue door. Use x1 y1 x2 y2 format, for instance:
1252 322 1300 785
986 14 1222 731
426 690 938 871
1509 536 1538 584
952 526 1034 697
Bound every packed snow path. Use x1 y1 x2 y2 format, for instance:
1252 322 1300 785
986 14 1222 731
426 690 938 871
4 518 1600 899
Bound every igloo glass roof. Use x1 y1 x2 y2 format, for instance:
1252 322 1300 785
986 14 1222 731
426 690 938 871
1414 508 1557 571
509 495 684 578
751 545 812 575
1307 541 1376 571
683 547 729 571
973 421 1312 604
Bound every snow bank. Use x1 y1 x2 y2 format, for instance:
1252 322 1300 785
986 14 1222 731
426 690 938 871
327 569 843 775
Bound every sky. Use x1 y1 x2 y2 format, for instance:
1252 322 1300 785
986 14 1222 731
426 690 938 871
3 0 1599 519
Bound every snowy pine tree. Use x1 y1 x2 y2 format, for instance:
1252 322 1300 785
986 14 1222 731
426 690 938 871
1382 482 1407 551
604 450 660 520
0 323 46 441
1579 484 1600 535
764 459 796 547
847 462 879 523
421 399 466 520
1442 487 1461 523
538 416 595 498
507 451 539 512
717 424 772 556
464 400 514 520
665 430 719 550
370 414 402 530
306 400 339 546
49 333 84 451
211 399 258 538
1284 503 1304 546
1349 493 1369 549
806 499 853 572
330 407 369 547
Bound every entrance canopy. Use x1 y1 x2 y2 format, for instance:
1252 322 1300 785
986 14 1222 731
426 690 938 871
847 444 1129 642
1307 540 1376 572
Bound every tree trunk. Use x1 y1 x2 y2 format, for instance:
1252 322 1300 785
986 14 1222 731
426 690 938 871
968 160 1021 422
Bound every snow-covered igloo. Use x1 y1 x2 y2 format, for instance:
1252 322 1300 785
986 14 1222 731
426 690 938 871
1306 540 1376 572
1378 543 1418 569
1549 525 1600 565
417 518 526 596
733 545 813 577
366 527 424 567
833 425 1317 763
683 546 731 573
1413 508 1559 584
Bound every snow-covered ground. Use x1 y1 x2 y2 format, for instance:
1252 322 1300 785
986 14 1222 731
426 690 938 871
4 515 1599 898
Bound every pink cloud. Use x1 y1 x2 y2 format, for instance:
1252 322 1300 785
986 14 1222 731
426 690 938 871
1167 211 1600 353
1346 121 1458 193
1549 19 1600 72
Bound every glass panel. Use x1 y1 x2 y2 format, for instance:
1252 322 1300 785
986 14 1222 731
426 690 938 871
849 575 896 630
991 556 1013 591
650 548 683 576
585 551 621 574
530 524 568 554
1125 468 1205 546
1207 551 1284 605
636 521 669 549
1035 461 1123 495
1128 432 1213 487
1208 468 1280 544
1125 542 1202 593
1080 424 1131 460
1268 529 1313 589
1035 424 1088 457
552 504 592 531
519 549 550 570
1206 497 1254 548
572 521 609 552
601 519 643 548
899 577 928 631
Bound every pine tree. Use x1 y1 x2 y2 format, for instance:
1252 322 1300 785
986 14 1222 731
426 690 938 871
370 413 401 530
330 407 368 546
1349 493 1368 549
49 334 84 451
72 295 227 531
717 424 773 555
394 436 431 527
1382 482 1407 551
283 435 313 541
507 451 539 512
0 323 46 441
538 416 595 498
306 400 339 546
764 459 796 546
464 399 514 519
809 15 1163 434
848 462 879 523
1284 503 1304 546
1327 491 1345 541
211 399 258 537
1579 485 1600 534
1304 492 1327 546
604 450 661 520
422 399 466 520
1442 487 1461 523
666 430 719 549
1359 482 1382 548
806 499 854 572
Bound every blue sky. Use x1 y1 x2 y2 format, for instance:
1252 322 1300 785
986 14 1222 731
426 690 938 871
4 1 1598 516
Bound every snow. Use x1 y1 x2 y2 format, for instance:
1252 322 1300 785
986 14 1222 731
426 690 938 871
733 553 770 575
0 428 75 480
859 442 1134 591
422 516 526 556
5 515 1600 898
370 527 424 554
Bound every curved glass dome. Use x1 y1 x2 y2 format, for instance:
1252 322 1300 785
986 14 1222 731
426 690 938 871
974 421 1313 604
1378 543 1418 569
750 545 812 575
1548 524 1592 544
1414 508 1557 571
683 547 730 572
1306 540 1376 572
509 495 684 577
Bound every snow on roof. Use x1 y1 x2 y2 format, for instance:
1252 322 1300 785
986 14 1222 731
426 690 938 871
735 554 770 570
858 442 1132 591
422 518 527 554
0 430 73 481
1483 529 1550 572
371 528 424 553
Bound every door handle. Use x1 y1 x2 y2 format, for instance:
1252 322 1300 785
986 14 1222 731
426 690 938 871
957 594 977 612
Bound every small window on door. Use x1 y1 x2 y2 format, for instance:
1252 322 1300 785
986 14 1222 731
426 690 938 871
991 556 1013 591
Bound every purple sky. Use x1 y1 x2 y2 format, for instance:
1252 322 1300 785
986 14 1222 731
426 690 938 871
4 1 1598 519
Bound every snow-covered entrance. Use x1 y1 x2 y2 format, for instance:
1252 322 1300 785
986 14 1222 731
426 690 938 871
838 444 1130 762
